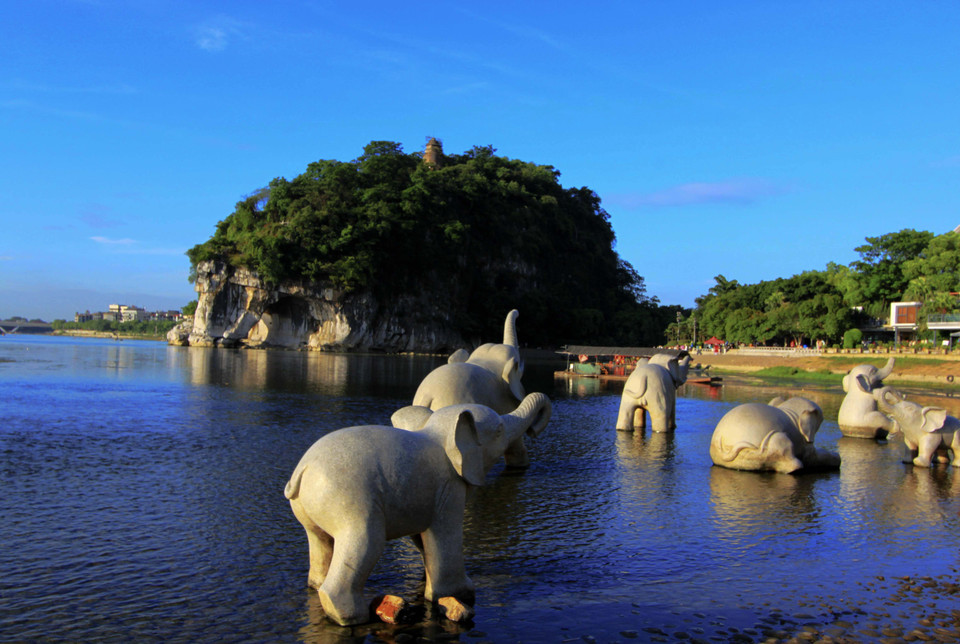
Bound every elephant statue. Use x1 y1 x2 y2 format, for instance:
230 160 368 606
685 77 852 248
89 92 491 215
410 310 539 468
649 351 693 390
838 357 897 439
873 386 960 467
709 396 841 473
616 351 691 432
284 393 552 626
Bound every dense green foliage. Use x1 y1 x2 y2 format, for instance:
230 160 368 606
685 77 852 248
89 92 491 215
187 141 674 346
52 319 178 336
683 228 960 347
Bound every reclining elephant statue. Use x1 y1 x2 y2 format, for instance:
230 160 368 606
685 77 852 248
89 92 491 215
710 396 841 473
873 386 960 467
284 393 552 626
409 310 541 468
838 358 897 439
616 351 690 433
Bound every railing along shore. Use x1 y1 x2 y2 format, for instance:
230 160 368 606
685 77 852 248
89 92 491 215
733 347 823 356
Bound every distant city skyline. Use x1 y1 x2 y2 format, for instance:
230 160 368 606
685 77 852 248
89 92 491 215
3 2 959 321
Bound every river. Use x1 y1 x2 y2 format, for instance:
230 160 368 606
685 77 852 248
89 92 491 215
2 336 958 643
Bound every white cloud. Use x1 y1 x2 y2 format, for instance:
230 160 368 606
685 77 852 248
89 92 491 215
193 17 248 52
607 179 792 209
196 26 228 51
115 247 185 256
91 236 137 245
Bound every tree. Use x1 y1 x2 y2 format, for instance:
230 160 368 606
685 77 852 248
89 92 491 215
847 229 934 317
903 230 960 295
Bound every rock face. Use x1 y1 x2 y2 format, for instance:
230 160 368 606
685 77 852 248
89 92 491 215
167 260 465 352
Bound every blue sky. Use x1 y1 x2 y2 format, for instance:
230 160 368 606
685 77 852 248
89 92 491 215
3 2 959 321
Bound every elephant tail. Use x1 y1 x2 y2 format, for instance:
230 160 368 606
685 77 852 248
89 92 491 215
284 463 307 500
713 434 764 462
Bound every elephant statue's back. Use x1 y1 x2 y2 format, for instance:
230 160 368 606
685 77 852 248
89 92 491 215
286 426 449 539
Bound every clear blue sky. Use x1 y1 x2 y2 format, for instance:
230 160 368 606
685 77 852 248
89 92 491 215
3 2 959 321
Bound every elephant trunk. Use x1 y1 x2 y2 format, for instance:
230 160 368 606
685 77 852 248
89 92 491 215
876 357 895 382
503 310 520 349
505 392 552 438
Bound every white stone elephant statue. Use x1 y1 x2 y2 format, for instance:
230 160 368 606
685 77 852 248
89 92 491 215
838 357 897 439
410 310 539 468
873 386 960 467
616 351 691 432
709 396 841 473
284 393 552 626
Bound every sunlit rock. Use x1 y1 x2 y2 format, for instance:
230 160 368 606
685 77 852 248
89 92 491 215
167 260 464 351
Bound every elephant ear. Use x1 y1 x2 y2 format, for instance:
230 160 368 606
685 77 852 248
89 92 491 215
502 357 526 402
920 407 948 433
446 410 486 486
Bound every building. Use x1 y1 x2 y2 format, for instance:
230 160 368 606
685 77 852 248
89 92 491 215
887 300 960 345
74 305 181 324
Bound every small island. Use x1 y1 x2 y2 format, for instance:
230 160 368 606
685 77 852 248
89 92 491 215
172 139 677 351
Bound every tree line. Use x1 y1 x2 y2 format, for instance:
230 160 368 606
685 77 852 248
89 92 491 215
673 228 960 347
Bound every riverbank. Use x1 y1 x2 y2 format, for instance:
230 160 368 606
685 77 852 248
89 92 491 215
52 329 167 342
692 349 960 388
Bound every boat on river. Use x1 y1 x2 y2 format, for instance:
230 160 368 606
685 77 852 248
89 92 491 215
554 344 722 386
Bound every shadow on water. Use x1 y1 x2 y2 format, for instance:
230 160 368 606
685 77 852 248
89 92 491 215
2 337 960 642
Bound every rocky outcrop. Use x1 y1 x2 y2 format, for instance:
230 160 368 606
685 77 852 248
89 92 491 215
167 260 465 352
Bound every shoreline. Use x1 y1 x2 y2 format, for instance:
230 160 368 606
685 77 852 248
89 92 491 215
51 329 167 342
688 349 960 388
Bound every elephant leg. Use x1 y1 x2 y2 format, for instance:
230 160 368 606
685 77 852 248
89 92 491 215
503 437 530 469
318 521 387 626
648 410 671 433
290 499 334 589
902 437 919 464
951 433 960 467
634 406 647 430
420 518 474 605
616 399 638 431
914 435 939 467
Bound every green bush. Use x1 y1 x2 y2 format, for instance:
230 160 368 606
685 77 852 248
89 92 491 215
842 328 863 349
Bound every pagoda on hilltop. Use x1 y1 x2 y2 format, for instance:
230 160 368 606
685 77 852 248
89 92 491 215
423 137 443 168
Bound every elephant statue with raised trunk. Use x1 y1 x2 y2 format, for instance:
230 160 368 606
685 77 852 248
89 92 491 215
873 386 960 467
616 351 691 433
409 310 542 468
284 393 552 626
838 358 897 439
710 396 841 473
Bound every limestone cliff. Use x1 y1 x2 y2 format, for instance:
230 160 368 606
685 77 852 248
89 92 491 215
167 260 464 351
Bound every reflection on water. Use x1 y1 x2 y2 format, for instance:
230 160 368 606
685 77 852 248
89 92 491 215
1 336 959 642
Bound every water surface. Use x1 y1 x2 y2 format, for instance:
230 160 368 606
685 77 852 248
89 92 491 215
2 336 958 642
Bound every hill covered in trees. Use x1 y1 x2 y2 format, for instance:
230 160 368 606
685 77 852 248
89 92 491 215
186 140 678 348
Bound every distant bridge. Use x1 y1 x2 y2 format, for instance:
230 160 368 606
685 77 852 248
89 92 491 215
0 320 54 335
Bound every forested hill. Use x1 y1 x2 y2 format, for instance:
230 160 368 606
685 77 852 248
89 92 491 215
187 140 677 347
